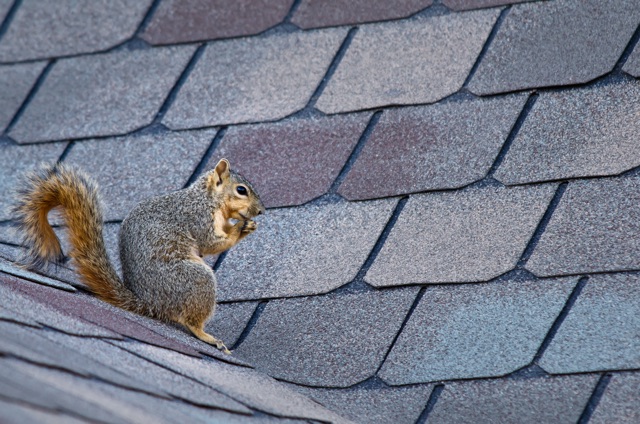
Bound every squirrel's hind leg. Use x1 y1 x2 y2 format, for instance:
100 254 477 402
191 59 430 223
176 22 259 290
184 322 231 354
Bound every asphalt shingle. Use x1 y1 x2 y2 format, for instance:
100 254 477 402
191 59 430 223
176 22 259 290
0 322 151 393
217 198 398 301
0 399 88 424
64 129 214 221
623 43 640 77
428 375 598 424
366 184 556 286
7 277 202 357
39 332 250 413
526 177 640 277
9 46 196 143
141 0 294 45
208 302 257 348
315 10 499 114
0 221 21 245
468 0 640 95
101 300 255 363
0 244 21 263
291 383 433 424
378 278 576 385
0 304 39 327
0 0 11 23
495 81 640 185
3 358 249 424
0 62 46 132
0 0 152 62
0 258 76 292
115 341 349 422
590 372 640 424
540 274 640 374
339 95 527 200
0 141 67 220
210 114 369 208
443 0 532 10
291 0 433 29
0 276 118 338
163 29 347 129
0 357 147 424
234 288 419 387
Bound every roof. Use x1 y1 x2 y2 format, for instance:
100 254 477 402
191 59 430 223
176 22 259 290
1 0 640 423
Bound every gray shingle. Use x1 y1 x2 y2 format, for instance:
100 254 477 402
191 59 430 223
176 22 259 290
526 178 640 277
428 375 598 424
495 81 640 185
0 357 134 424
0 0 152 62
0 398 88 424
4 275 216 359
291 0 433 29
234 288 419 387
63 129 214 221
141 0 294 45
290 383 432 424
99 301 255 364
79 385 286 424
38 332 250 413
163 29 347 129
0 259 76 292
0 141 67 220
468 0 640 95
315 10 499 114
590 372 640 424
339 95 528 200
540 274 640 374
0 62 46 132
208 302 257 348
0 244 22 263
210 113 370 208
366 184 556 286
0 0 11 23
217 198 398 301
9 46 196 143
0 322 151 393
623 43 640 77
378 278 576 385
0 222 21 245
0 277 117 337
0 304 39 327
443 0 533 10
5 358 248 424
114 341 350 422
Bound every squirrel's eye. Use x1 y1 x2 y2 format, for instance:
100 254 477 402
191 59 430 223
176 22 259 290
236 186 248 196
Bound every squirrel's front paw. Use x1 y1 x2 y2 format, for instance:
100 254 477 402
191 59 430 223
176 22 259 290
241 220 257 234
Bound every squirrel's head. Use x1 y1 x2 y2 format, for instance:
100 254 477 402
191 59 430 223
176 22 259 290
206 158 265 220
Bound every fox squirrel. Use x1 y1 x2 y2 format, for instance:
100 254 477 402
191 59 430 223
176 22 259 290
13 159 264 354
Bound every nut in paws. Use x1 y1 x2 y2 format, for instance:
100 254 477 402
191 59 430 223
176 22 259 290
241 220 257 234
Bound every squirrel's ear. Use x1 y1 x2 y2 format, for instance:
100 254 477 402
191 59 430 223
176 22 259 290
207 158 230 190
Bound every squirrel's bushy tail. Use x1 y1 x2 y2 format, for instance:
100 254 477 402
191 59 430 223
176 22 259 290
13 163 139 311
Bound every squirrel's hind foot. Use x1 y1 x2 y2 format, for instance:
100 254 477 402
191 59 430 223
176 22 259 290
186 323 232 354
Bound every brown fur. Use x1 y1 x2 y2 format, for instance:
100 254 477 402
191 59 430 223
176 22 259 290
14 159 264 353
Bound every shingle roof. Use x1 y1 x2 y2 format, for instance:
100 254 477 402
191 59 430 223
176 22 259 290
1 0 640 422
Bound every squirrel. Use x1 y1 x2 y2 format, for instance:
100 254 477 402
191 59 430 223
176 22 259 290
13 158 264 354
